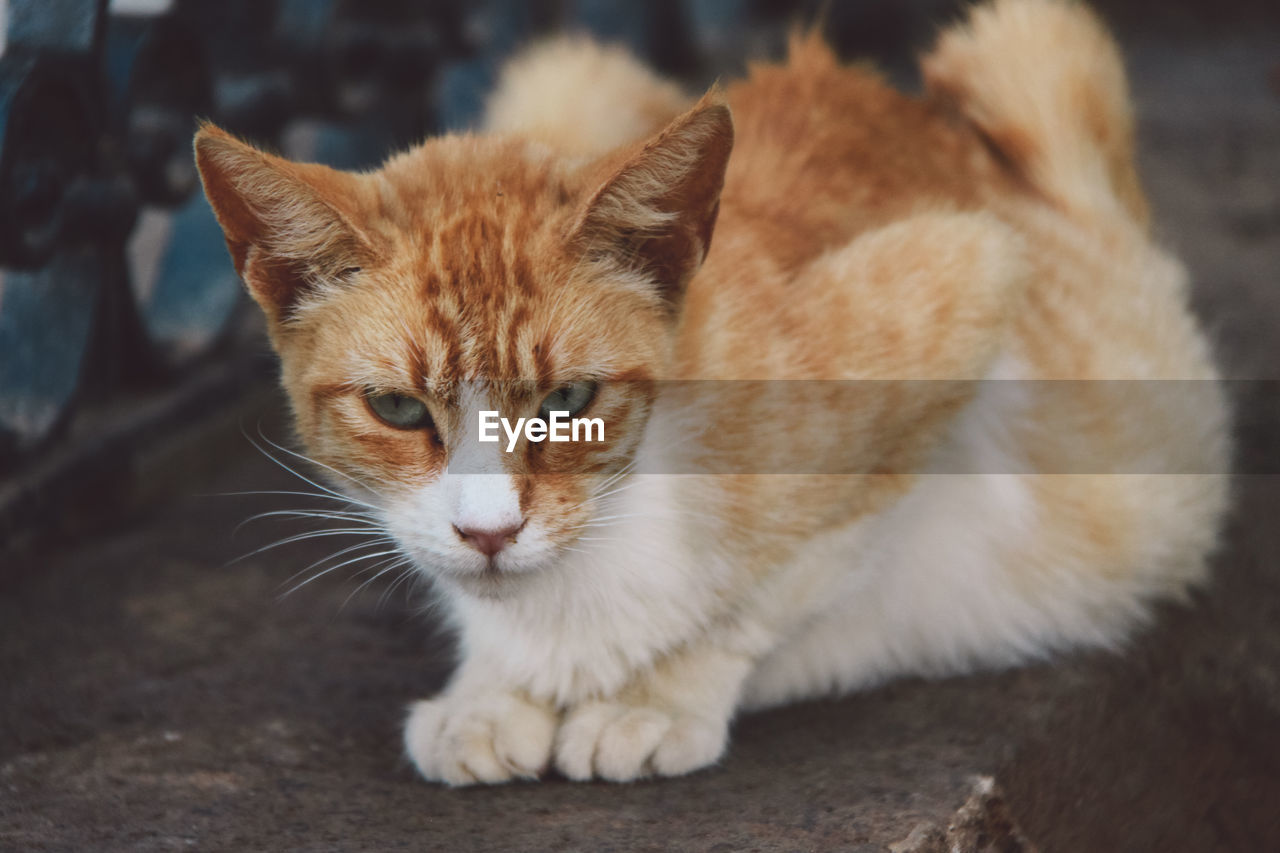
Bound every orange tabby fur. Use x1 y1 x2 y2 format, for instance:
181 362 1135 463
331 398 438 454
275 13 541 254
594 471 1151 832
195 0 1228 785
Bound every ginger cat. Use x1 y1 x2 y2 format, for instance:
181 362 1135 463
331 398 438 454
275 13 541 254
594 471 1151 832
195 0 1229 785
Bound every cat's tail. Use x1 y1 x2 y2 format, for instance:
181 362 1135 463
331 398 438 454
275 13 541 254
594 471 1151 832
922 0 1147 225
483 35 691 158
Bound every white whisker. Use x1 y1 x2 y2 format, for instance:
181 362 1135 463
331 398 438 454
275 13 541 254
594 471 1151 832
340 555 415 610
280 537 399 584
214 489 380 511
255 428 380 494
279 547 407 599
378 563 423 609
243 426 377 507
230 527 394 566
238 507 379 525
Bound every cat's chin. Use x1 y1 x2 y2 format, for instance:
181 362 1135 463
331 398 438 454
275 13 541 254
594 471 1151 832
446 567 540 601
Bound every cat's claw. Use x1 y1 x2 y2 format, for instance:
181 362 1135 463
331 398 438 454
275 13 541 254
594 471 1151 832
554 700 728 782
404 691 557 786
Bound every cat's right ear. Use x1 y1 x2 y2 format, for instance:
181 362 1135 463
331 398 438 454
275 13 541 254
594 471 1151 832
194 124 375 324
571 90 734 309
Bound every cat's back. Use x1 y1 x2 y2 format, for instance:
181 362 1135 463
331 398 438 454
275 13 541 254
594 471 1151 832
675 36 1015 379
714 35 1007 272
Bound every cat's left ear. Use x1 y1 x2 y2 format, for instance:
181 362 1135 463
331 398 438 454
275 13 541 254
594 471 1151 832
571 90 733 307
193 123 377 324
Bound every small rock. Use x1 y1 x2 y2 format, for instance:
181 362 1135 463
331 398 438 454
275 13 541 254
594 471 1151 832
890 777 1039 853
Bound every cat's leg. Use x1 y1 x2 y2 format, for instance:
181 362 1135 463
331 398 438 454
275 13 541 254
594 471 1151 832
554 643 755 782
404 677 559 786
741 594 895 712
733 513 916 711
403 629 752 785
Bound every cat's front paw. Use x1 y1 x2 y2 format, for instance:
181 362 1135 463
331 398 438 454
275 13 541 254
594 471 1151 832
404 691 557 786
554 700 729 782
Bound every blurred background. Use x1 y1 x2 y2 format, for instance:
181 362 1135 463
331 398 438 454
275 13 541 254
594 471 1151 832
1 1 1278 850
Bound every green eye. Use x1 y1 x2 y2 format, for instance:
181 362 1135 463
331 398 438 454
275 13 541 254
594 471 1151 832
366 392 433 430
539 380 598 421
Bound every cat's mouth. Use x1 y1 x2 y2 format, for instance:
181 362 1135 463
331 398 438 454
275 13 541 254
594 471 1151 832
400 522 573 599
437 548 561 600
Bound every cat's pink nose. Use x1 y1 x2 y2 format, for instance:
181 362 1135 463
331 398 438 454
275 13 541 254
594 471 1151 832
453 521 524 557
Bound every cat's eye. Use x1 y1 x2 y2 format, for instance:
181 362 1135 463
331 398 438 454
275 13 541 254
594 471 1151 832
539 380 598 421
366 391 433 430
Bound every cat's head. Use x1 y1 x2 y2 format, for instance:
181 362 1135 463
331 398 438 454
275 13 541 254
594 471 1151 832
195 94 732 597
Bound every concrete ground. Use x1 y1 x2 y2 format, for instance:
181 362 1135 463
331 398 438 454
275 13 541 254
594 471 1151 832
3 33 1279 853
